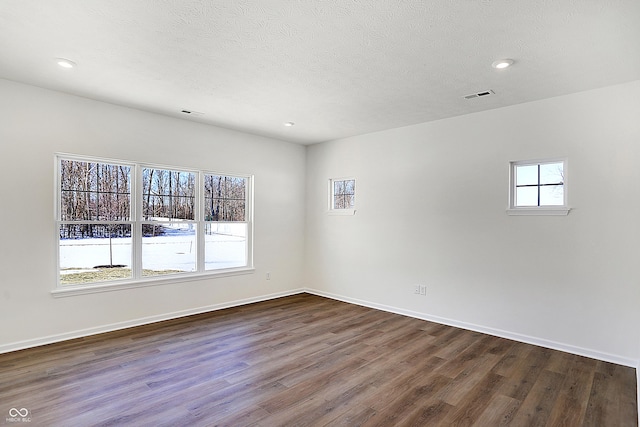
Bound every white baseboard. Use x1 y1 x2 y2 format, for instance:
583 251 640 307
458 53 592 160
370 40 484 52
0 288 305 355
306 288 639 368
3 287 638 371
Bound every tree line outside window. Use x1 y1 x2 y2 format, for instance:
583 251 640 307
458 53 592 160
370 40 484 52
59 161 247 234
60 161 131 239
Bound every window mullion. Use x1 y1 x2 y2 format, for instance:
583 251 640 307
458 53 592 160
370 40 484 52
246 176 253 268
537 164 541 207
132 164 142 280
197 171 205 273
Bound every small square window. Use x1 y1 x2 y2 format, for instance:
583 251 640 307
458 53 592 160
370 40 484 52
508 159 570 215
329 178 356 214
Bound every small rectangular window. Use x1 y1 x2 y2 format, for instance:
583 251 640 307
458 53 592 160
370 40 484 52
329 178 356 213
508 159 569 215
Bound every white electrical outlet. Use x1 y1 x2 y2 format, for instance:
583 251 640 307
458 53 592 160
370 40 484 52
266 272 271 280
420 285 427 296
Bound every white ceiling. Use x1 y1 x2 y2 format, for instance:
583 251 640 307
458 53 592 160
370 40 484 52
1 0 639 145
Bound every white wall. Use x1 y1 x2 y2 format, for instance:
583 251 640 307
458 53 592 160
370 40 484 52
3 76 640 366
306 80 640 365
0 79 306 351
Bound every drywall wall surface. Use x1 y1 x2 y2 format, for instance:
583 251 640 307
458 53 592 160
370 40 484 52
0 79 306 349
305 80 640 363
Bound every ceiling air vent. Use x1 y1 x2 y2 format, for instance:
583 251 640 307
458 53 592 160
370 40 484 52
464 90 495 100
180 109 204 116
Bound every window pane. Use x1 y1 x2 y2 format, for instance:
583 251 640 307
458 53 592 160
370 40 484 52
515 165 538 186
344 195 355 209
60 160 130 221
142 168 195 221
204 174 246 221
540 184 564 206
540 162 564 185
59 223 132 285
515 186 538 206
142 223 196 276
204 223 247 270
344 179 355 195
332 179 355 209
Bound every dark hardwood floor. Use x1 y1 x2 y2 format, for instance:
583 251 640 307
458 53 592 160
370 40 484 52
0 293 637 426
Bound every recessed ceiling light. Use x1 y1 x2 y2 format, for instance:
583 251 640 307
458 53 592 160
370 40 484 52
56 58 77 69
492 59 514 69
284 122 295 127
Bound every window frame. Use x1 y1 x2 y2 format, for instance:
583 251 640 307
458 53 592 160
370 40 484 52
54 153 254 296
328 177 356 216
507 158 570 216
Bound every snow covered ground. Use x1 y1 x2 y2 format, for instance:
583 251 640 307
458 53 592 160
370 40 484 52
59 231 247 274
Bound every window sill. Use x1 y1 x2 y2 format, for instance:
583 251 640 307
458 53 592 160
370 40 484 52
506 207 571 216
52 267 255 298
328 209 356 216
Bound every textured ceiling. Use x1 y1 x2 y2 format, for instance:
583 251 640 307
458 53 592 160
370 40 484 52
1 0 639 144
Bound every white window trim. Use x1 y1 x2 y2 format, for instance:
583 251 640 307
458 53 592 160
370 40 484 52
51 267 255 298
328 177 356 215
506 207 570 216
54 153 254 296
328 209 356 216
507 157 570 216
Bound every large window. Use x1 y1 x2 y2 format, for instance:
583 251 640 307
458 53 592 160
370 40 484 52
56 154 252 289
508 159 569 215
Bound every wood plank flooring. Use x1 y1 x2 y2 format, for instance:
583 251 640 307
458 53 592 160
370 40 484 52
0 293 637 426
